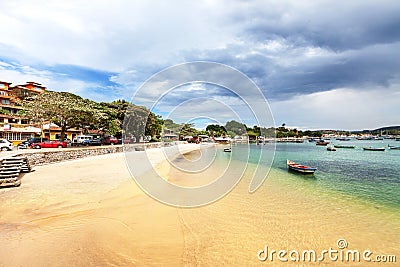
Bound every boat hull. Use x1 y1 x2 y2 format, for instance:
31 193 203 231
316 142 329 146
334 145 356 149
336 138 351 141
363 147 385 151
287 160 317 174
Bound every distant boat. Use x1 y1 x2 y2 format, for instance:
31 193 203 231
287 160 317 174
336 137 351 141
223 147 232 152
334 144 356 149
363 147 385 151
383 136 395 140
396 138 400 141
327 146 336 151
388 145 400 150
357 137 373 140
316 140 330 146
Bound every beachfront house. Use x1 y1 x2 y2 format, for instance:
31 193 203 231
198 134 209 142
11 82 46 101
42 123 83 141
0 80 48 144
162 128 178 141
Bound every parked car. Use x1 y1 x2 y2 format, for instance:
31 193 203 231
30 140 67 149
123 137 136 144
72 135 93 146
87 138 102 146
0 139 14 151
18 137 49 149
102 136 118 145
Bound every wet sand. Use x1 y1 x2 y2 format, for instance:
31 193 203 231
0 146 399 266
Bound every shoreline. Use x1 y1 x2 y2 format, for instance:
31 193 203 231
0 144 399 266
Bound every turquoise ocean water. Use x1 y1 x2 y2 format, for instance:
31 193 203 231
225 139 400 211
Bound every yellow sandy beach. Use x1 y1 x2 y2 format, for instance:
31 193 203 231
0 145 399 266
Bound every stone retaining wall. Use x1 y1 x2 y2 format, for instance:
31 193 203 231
13 141 187 167
14 146 124 167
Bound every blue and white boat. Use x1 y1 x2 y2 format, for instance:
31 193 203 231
287 160 317 174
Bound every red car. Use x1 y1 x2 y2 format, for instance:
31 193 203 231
102 136 119 145
30 140 67 149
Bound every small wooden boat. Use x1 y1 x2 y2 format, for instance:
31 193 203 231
334 144 356 149
223 147 232 152
316 140 330 146
287 160 317 174
327 146 336 151
336 137 351 141
388 145 400 150
363 147 385 151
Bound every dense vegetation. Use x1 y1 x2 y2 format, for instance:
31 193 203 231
22 91 163 141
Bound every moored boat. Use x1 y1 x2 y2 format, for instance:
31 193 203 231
316 140 330 146
336 137 351 141
363 147 385 151
223 147 232 152
388 145 400 150
287 160 317 174
327 146 336 151
357 136 373 140
334 144 356 149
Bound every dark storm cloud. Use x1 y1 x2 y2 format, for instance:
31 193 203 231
239 0 400 51
254 42 400 99
172 0 400 101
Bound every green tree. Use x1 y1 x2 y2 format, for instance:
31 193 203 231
226 131 237 137
206 124 227 137
124 105 151 142
262 127 276 138
101 100 163 140
99 100 131 136
163 119 180 132
246 130 259 140
145 113 163 141
22 91 100 140
225 120 247 135
179 123 198 138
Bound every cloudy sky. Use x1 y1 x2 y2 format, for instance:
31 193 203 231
1 0 399 130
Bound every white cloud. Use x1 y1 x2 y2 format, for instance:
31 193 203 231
0 64 114 101
270 85 400 130
0 1 236 71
